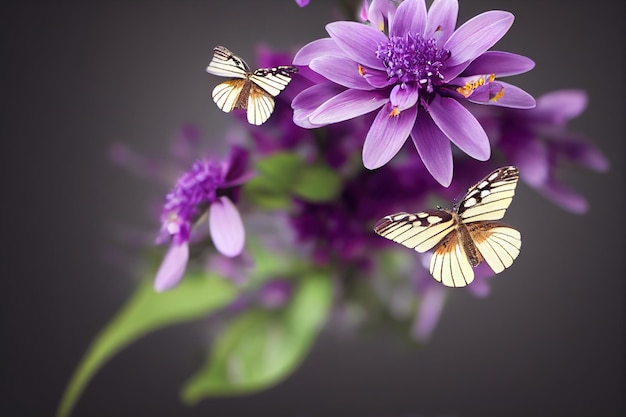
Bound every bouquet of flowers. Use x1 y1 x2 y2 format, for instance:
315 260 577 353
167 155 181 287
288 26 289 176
58 1 608 416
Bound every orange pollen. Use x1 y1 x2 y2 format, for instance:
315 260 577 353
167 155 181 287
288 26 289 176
456 73 497 98
358 64 366 77
389 107 401 117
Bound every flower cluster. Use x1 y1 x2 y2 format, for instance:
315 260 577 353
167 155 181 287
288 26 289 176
60 1 609 415
154 145 251 291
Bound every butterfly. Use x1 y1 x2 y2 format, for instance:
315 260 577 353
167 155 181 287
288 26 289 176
374 166 522 287
205 46 298 126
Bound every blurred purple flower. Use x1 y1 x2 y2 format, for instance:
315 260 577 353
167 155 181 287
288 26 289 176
290 156 439 265
292 0 535 186
295 0 310 7
154 146 252 292
475 89 609 213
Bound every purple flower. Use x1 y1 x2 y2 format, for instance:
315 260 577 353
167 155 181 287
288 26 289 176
474 89 609 213
154 146 252 292
292 0 535 186
295 0 310 7
290 156 438 265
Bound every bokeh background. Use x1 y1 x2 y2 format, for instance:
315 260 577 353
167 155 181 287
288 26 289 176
2 1 624 416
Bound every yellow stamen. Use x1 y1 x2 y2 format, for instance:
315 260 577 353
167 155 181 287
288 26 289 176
389 107 401 117
455 73 497 98
490 88 504 102
358 64 366 77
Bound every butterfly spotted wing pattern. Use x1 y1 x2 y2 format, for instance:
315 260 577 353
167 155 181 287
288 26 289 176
374 166 522 287
206 46 298 125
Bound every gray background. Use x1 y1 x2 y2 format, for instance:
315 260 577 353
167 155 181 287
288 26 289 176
1 1 624 416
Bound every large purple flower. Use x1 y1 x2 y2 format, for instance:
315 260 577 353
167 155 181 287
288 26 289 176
292 0 535 186
154 146 252 292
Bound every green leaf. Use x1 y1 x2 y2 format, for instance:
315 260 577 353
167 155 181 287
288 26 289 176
293 164 342 202
242 176 293 210
181 271 333 402
57 273 238 417
256 152 302 191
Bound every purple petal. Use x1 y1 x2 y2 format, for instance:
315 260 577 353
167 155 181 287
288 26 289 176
223 145 251 187
550 136 610 172
428 95 490 160
309 89 389 125
501 131 549 187
535 89 588 123
411 111 453 186
390 83 419 111
363 68 394 88
390 0 427 38
326 21 388 70
295 0 310 7
292 83 346 128
538 180 588 214
444 11 514 67
462 51 535 77
469 81 535 109
310 56 375 90
154 242 189 292
293 38 345 65
424 0 459 45
209 196 245 257
412 284 446 342
363 102 417 169
367 0 397 31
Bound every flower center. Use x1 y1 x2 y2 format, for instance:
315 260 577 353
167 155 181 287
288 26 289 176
160 159 224 243
376 34 450 93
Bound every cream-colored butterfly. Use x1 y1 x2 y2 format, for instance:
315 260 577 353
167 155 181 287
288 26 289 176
374 166 522 287
206 46 298 125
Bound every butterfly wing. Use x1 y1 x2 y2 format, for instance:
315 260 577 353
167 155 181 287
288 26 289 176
206 46 250 78
250 66 298 97
457 166 520 223
468 221 521 274
374 210 456 253
429 231 475 287
247 84 275 125
456 166 522 275
212 79 248 113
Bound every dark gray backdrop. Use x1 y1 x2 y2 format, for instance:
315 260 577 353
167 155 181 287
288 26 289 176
1 1 624 416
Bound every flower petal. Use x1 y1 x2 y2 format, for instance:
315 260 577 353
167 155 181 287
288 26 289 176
223 145 251 187
367 0 397 31
538 180 588 214
428 95 490 160
154 242 189 292
309 89 389 125
310 56 375 90
469 81 536 109
462 51 535 77
390 0 427 38
326 21 388 70
293 38 345 65
444 11 514 67
209 196 245 257
412 284 446 342
425 0 459 45
501 131 549 187
292 83 346 127
390 83 419 111
534 89 587 123
363 102 417 169
411 111 453 186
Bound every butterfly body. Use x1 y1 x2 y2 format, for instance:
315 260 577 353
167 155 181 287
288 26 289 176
374 166 522 287
206 46 298 125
